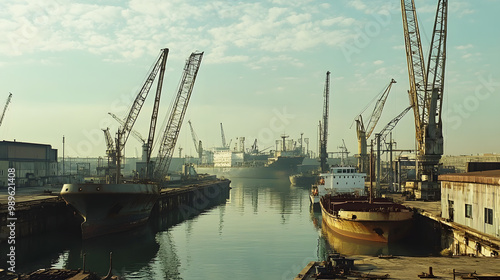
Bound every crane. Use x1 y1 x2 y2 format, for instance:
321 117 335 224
373 106 412 193
0 93 12 128
109 111 149 162
154 51 204 179
114 48 169 183
319 71 330 173
188 120 203 159
354 79 396 174
250 139 258 154
401 0 447 198
108 112 146 144
220 123 228 149
102 128 117 179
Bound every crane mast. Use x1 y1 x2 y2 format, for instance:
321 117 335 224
146 48 169 167
114 48 169 183
355 79 396 174
154 52 204 179
188 120 202 159
319 71 330 173
220 123 227 149
401 0 447 198
0 93 12 128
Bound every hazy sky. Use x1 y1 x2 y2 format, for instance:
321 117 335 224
0 0 498 159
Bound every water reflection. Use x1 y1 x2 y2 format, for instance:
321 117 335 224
321 220 389 256
74 225 159 276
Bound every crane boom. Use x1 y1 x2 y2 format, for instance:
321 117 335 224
154 51 204 179
117 49 168 152
0 93 12 127
378 106 412 143
401 0 427 144
103 128 115 155
188 120 200 153
401 0 447 198
146 48 169 163
114 48 169 183
220 123 227 148
108 112 146 144
319 71 330 173
365 79 396 139
355 79 395 174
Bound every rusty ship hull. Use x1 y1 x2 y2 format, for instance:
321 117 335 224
320 195 413 243
61 183 159 239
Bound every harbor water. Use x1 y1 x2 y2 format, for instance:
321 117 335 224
5 177 440 279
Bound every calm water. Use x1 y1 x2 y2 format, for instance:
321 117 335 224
7 177 438 279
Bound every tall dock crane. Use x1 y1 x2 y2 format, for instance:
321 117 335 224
220 123 228 149
0 93 12 128
401 0 447 199
319 71 330 173
114 48 169 183
355 79 396 174
109 112 149 162
188 120 203 159
154 52 204 180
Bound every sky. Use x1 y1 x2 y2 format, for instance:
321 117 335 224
0 0 499 159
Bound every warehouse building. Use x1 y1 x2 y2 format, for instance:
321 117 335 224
0 140 58 187
440 170 500 256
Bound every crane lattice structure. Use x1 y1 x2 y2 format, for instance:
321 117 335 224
154 52 204 180
0 93 12 128
319 71 331 173
114 48 169 183
188 120 202 159
355 79 396 174
109 112 146 144
401 0 447 198
220 123 229 149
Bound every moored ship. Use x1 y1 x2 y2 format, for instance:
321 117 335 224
310 166 366 204
61 182 159 239
320 194 413 243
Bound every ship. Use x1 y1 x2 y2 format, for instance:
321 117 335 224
310 166 366 204
61 182 159 239
197 135 305 179
320 194 414 242
289 170 319 185
313 166 413 242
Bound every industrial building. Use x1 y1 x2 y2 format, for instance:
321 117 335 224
0 140 58 187
440 170 500 256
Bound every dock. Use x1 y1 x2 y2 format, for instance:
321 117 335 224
0 178 231 242
294 255 500 280
388 194 500 258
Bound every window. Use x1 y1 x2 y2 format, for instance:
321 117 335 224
465 204 473 218
485 208 493 225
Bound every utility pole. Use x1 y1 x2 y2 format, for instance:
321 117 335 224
62 135 65 177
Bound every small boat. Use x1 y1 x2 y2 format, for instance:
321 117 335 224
61 183 159 239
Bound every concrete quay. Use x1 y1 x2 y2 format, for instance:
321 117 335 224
0 178 231 242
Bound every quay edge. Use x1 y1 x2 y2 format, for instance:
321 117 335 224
0 178 231 242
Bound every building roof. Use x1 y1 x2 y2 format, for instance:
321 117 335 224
439 169 500 186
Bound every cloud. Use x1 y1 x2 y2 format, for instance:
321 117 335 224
373 60 384 65
0 0 362 69
456 44 473 50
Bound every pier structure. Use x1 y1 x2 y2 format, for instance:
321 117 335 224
0 179 230 242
